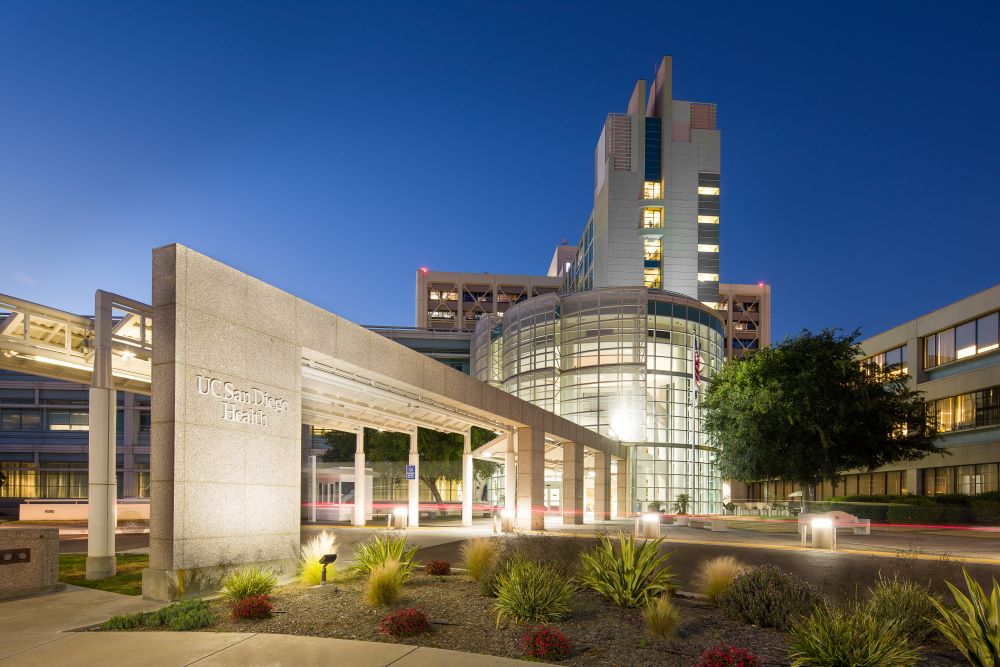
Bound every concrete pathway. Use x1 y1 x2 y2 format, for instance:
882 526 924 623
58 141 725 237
0 586 532 667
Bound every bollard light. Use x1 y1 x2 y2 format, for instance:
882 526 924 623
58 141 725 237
639 512 661 539
500 508 516 533
392 506 409 530
319 553 337 586
811 517 836 550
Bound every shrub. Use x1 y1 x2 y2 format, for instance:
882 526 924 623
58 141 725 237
299 530 337 585
222 566 278 602
479 535 585 597
353 533 418 579
672 493 691 515
867 573 939 641
789 601 920 666
578 533 674 608
102 600 217 631
494 558 576 625
100 612 147 630
971 498 1000 525
695 556 745 605
692 645 762 667
460 538 497 582
929 568 1000 666
231 594 274 620
717 565 822 630
424 560 451 576
366 558 404 606
643 595 679 639
886 504 939 524
379 608 431 637
520 625 572 661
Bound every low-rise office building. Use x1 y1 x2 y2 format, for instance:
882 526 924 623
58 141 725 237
740 283 1000 502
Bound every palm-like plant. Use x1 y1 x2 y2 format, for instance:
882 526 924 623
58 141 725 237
928 568 1000 667
351 533 418 579
578 533 674 607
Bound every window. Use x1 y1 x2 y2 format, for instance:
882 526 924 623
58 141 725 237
48 410 89 431
934 384 1000 432
643 268 661 289
697 244 719 253
697 273 719 282
924 310 1000 368
643 181 662 199
643 238 662 261
1 409 42 431
978 313 999 352
642 208 663 229
697 186 720 195
697 215 719 224
956 321 977 359
924 463 999 495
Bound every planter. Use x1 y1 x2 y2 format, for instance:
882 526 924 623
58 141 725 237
674 515 690 526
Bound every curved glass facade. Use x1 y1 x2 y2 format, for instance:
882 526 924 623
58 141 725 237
472 287 725 514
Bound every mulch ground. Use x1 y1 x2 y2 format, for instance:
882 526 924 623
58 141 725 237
205 571 782 666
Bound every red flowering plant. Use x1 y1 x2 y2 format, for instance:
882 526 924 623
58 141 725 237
380 608 431 638
692 644 761 667
424 560 451 576
231 594 274 620
520 625 572 661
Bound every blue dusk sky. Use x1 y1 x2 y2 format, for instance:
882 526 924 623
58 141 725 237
1 1 998 341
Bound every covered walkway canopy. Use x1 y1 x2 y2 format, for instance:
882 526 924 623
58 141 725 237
1 245 623 598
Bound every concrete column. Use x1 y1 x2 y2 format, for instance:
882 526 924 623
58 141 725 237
408 430 420 528
504 435 516 511
309 455 317 523
561 442 584 525
123 392 137 498
594 450 611 522
615 455 629 519
516 427 545 530
353 429 366 527
87 291 116 580
461 428 473 527
905 467 920 496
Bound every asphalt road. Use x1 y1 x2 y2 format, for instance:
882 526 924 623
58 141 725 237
414 535 1000 601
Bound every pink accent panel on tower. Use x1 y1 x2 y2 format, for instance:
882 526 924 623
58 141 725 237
690 103 717 130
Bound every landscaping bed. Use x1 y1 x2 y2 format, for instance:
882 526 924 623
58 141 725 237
203 573 790 666
60 553 147 595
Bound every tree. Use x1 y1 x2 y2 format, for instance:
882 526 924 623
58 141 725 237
702 328 942 493
321 426 501 513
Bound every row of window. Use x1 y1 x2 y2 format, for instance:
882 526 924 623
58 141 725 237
865 344 908 374
924 310 999 368
0 408 151 432
0 461 150 499
923 463 999 495
934 385 1000 432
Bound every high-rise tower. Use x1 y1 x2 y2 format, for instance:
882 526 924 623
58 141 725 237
566 56 721 307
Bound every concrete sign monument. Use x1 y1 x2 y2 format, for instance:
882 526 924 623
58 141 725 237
143 245 304 600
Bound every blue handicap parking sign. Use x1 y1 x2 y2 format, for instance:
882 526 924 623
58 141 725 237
406 465 416 480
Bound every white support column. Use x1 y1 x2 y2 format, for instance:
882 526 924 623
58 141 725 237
309 455 317 523
504 433 516 512
615 455 629 519
353 428 366 527
461 428 473 527
87 291 117 580
594 450 612 522
408 429 419 528
562 442 584 525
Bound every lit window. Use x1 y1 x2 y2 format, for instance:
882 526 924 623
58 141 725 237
697 273 719 282
643 238 662 261
956 321 976 359
698 215 719 224
698 186 720 195
643 268 661 289
642 208 663 228
643 181 662 199
701 301 719 310
697 244 719 253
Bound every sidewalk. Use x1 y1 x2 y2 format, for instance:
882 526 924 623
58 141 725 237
0 587 532 667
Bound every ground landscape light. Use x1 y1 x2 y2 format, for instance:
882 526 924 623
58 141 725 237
319 553 337 586
811 518 833 529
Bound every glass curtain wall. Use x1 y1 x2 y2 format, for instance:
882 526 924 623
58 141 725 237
473 287 725 514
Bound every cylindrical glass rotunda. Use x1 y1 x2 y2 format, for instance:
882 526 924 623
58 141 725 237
472 287 725 514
